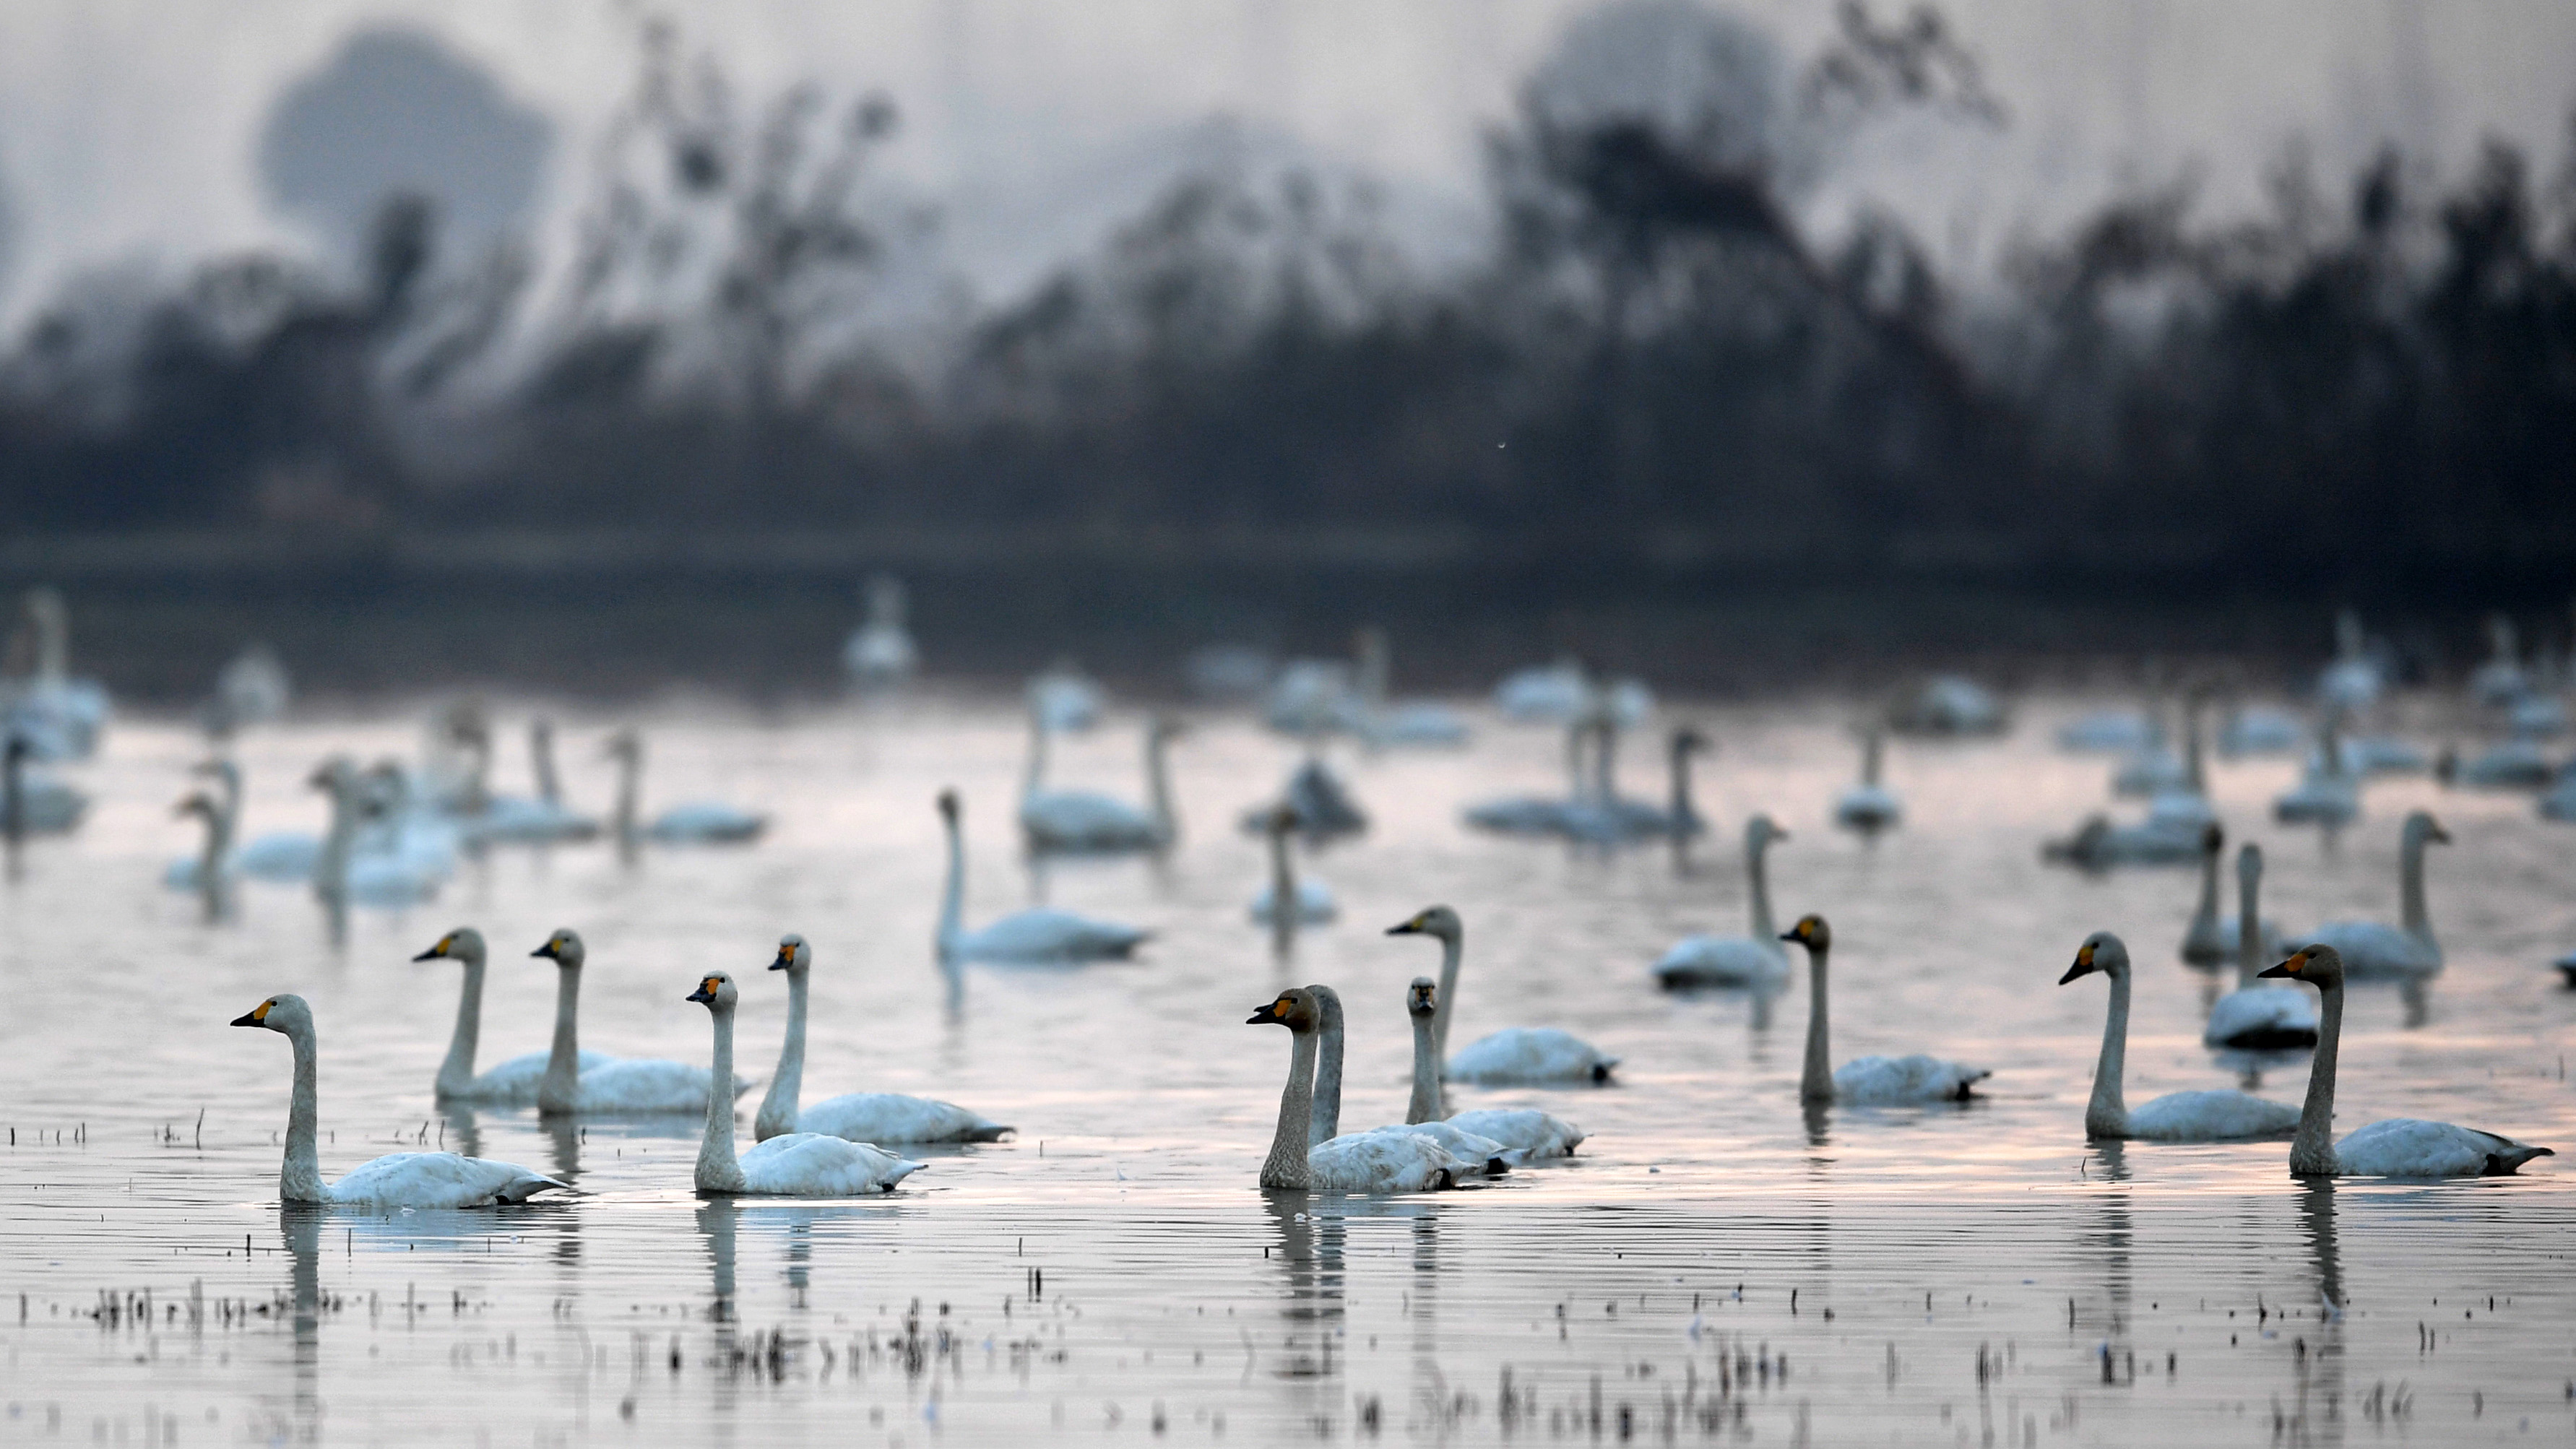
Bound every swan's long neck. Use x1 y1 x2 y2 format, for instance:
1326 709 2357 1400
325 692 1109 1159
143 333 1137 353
1799 947 1833 1103
2086 970 2131 1138
697 1005 747 1193
2236 855 2265 987
756 970 808 1140
1562 723 1588 800
539 965 582 1115
315 778 355 904
1668 740 1695 825
1267 825 1296 951
2289 985 2344 1175
1862 731 1883 787
935 813 966 958
33 600 66 682
1430 930 1462 1069
1144 732 1177 846
435 957 486 1098
196 805 230 883
280 1021 329 1203
2398 834 2434 946
2182 702 2206 792
1747 835 1778 943
1310 997 1344 1147
1020 717 1047 807
1592 722 1618 804
1405 1011 1441 1125
212 764 243 829
1260 1029 1318 1190
2189 844 2221 941
613 749 639 853
534 728 563 805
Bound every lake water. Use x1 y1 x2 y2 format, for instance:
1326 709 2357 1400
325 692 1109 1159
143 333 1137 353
2 695 2571 1445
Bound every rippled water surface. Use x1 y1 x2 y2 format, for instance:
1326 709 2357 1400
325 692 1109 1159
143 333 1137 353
4 697 2573 1445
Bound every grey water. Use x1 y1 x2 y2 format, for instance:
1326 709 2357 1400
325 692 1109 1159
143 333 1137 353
3 698 2572 1445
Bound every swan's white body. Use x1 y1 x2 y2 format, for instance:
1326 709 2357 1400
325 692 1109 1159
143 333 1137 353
1656 816 1791 988
531 930 748 1114
2062 932 2299 1140
233 994 563 1208
1447 1027 1617 1084
1386 981 1584 1161
1019 717 1179 854
308 761 442 916
472 725 599 844
1787 916 1987 1105
1244 757 1368 840
1253 987 1468 1193
1308 987 1516 1175
2058 710 2158 753
1027 665 1103 732
1250 811 1336 926
756 935 1010 1143
1445 1108 1583 1159
1493 662 1649 727
1833 730 1901 833
2043 815 2202 869
1 589 110 760
937 792 1148 964
843 576 918 686
2446 738 2552 790
184 759 316 881
1889 675 2005 736
607 732 766 849
2293 811 2446 979
2204 843 2320 1049
2218 706 2304 758
690 972 923 1195
1465 717 1597 836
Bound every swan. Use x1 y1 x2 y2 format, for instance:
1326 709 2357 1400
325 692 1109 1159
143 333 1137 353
1654 815 1792 988
2316 610 2382 711
1307 985 1516 1175
0 587 110 760
1266 658 1363 738
686 972 925 1195
1399 977 1584 1158
1352 627 1469 747
1464 717 1596 836
1833 728 1901 834
349 762 462 882
1019 715 1183 854
1 735 87 836
2141 698 2216 832
1781 914 1987 1104
1185 644 1276 702
310 760 441 911
754 933 1009 1143
202 643 290 739
530 929 749 1113
1247 987 1471 1193
2218 704 2304 758
842 574 918 688
1028 660 1103 733
935 790 1149 964
2111 716 2190 799
163 790 233 891
2057 708 2158 753
473 721 600 844
1583 724 1710 839
2059 933 2299 1140
2294 810 2448 979
2509 692 2567 739
606 730 766 847
1493 659 1650 726
1241 755 1369 842
2468 614 2528 707
230 994 564 1207
2204 844 2320 1049
186 759 318 882
2259 945 2552 1176
412 928 609 1102
2178 826 2291 966
1249 805 1336 927
2437 738 2554 791
2041 813 2200 870
2273 714 2360 826
1388 906 1617 1083
1888 675 2005 736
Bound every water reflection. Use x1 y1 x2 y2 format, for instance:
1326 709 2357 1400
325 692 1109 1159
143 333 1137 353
278 1206 324 1436
1262 1193 1344 1380
2291 1179 2347 1446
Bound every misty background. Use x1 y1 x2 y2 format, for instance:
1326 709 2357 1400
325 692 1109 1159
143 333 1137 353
2 1 2572 699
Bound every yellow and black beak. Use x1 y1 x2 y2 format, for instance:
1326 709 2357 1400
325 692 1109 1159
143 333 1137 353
2058 942 2098 985
229 1000 273 1028
412 935 451 962
686 976 722 1004
532 939 561 961
1386 916 1424 937
2257 951 2309 980
1247 996 1294 1025
769 944 795 972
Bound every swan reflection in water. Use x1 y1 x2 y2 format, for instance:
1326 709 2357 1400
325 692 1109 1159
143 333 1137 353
2288 1180 2348 1443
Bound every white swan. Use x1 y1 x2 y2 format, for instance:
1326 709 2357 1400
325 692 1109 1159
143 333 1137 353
2141 698 2216 832
686 972 925 1195
1888 675 2005 736
0 587 110 760
1027 660 1103 733
1307 985 1516 1175
1782 914 1988 1104
230 994 563 1208
842 574 918 688
753 934 1010 1143
1654 815 1791 988
1388 905 1617 1083
203 643 290 738
2179 826 2290 966
2260 945 2552 1177
530 929 749 1113
935 790 1149 964
1352 627 1469 747
2295 810 2447 979
473 721 600 844
1 735 88 836
2439 737 2554 791
2057 708 2158 753
1833 728 1901 834
2316 609 2382 710
2041 813 2200 870
1585 724 1710 839
2203 843 2320 1049
2059 933 2298 1140
2218 704 2304 758
1464 717 1596 836
606 730 766 847
1019 715 1183 854
1248 987 1470 1193
1249 805 1336 927
310 760 441 911
2468 613 2528 707
412 928 608 1102
1494 659 1646 725
1399 977 1584 1158
187 760 320 883
163 790 233 891
1242 755 1369 841
2273 714 2360 826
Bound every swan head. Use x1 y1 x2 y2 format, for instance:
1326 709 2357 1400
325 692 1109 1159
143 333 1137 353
1263 802 1303 837
414 927 485 964
1406 977 1438 1018
173 792 218 821
2059 931 2129 985
771 934 810 974
1746 814 1787 849
2260 943 2346 989
1386 905 1461 942
2402 810 2452 847
2198 823 2223 857
686 971 738 1011
1245 987 1321 1032
1150 716 1188 743
1673 726 1710 756
230 993 312 1034
600 730 641 761
189 758 240 786
531 928 585 967
1778 913 1831 952
937 788 961 823
2236 842 2262 880
304 756 353 793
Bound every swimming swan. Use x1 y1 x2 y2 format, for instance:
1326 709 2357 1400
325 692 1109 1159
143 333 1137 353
936 790 1149 964
1019 715 1183 853
686 972 925 1195
1654 815 1792 988
473 720 600 844
189 758 320 883
1781 914 1988 1104
1307 985 1516 1175
2202 844 2319 1049
606 730 766 848
530 929 749 1114
2059 933 2298 1140
753 934 1010 1143
1388 906 1618 1083
164 790 233 892
230 994 563 1208
413 928 608 1102
1833 728 1901 834
2260 945 2552 1177
1248 987 1470 1193
2179 826 2290 967
1400 977 1584 1158
1249 804 1336 928
2294 811 2447 979
843 574 918 688
1464 717 1596 836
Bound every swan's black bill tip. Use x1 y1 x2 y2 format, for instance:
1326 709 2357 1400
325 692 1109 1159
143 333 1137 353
410 948 441 962
228 1011 262 1027
2057 961 2091 985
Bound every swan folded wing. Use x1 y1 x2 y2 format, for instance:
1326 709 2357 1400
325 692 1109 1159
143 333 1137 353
234 834 320 881
2124 1090 2301 1142
1463 798 1577 836
1307 1131 1468 1193
1832 1054 1987 1105
2203 987 2319 1048
326 1151 566 1208
736 1133 925 1195
1443 1107 1584 1159
959 909 1148 963
1352 1122 1518 1174
647 804 766 843
1833 786 1901 826
466 1049 615 1102
1446 1028 1618 1084
2299 921 2439 979
2334 1119 2554 1177
572 1058 744 1113
798 1092 1011 1143
1652 935 1788 987
1021 791 1154 848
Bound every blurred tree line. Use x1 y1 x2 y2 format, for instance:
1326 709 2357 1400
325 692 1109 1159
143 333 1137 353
1 3 2572 592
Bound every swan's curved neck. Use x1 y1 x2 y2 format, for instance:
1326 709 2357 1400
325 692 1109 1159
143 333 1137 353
315 778 357 903
436 957 487 1098
539 965 582 1115
1405 1011 1441 1125
2182 703 2206 792
2086 970 2131 1138
2398 834 2434 945
935 813 966 958
756 970 808 1140
1430 930 1463 1069
1310 998 1344 1147
1260 1028 1318 1190
697 1005 747 1193
33 602 66 682
2290 985 2344 1175
1267 826 1296 951
280 1021 329 1203
2190 846 2221 939
1799 948 1833 1103
1144 732 1178 847
1747 836 1778 943
1020 717 1048 806
2236 859 2265 987
196 803 231 883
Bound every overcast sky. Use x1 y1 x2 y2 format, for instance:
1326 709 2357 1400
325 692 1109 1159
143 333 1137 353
1 0 2569 325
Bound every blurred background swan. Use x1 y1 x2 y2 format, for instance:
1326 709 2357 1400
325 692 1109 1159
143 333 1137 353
0 588 111 761
842 574 918 691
